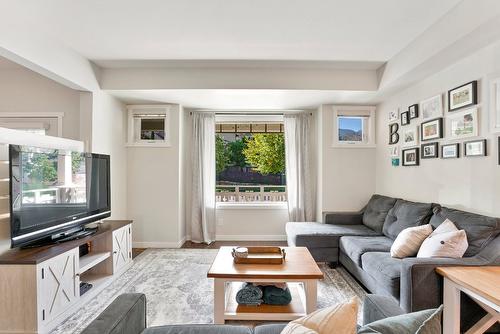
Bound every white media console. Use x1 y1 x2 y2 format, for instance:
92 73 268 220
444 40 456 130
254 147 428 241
0 220 133 334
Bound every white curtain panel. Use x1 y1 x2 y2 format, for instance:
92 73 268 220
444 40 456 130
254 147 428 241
190 112 216 243
284 113 316 222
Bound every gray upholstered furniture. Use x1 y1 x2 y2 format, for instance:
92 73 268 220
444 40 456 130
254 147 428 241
286 194 500 318
81 293 432 334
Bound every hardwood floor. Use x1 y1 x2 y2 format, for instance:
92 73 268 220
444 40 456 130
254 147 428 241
132 240 287 258
181 240 287 249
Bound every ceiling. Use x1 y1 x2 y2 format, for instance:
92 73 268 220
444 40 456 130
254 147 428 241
1 0 460 63
107 89 377 110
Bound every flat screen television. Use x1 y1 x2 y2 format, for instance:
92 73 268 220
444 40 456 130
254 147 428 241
9 145 111 248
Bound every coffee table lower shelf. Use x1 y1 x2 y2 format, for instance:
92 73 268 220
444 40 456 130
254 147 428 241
216 281 316 323
225 282 306 321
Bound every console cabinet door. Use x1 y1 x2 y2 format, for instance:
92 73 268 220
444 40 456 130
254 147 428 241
37 248 80 325
112 224 132 272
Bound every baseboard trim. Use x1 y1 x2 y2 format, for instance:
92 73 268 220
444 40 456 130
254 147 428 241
133 239 185 249
215 234 287 241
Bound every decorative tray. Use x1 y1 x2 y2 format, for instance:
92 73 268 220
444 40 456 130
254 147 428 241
231 246 286 264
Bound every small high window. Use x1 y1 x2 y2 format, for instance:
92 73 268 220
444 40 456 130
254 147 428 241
127 106 170 147
332 106 375 147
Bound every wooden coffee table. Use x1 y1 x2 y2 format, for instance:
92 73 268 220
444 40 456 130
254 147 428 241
207 246 324 324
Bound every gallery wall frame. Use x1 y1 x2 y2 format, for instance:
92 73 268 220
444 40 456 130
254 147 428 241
421 142 439 159
409 104 419 119
490 77 500 133
421 118 443 141
446 107 478 140
448 80 477 112
420 94 443 121
464 139 487 157
441 143 460 159
402 147 420 166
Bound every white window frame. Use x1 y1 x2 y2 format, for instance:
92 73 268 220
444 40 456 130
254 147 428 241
0 112 63 137
126 105 171 147
332 105 376 148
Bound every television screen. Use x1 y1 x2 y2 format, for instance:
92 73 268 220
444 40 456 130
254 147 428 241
9 145 111 247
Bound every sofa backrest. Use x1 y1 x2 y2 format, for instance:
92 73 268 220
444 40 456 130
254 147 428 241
362 194 398 233
430 206 500 257
382 199 434 240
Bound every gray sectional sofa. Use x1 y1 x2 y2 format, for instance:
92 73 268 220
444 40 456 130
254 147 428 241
286 194 500 325
81 293 430 334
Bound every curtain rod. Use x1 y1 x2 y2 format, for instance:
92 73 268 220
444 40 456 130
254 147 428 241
189 110 312 115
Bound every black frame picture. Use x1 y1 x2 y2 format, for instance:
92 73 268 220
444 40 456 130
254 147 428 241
421 142 439 159
441 143 460 159
498 137 500 165
421 118 443 141
448 80 477 112
464 139 487 157
402 148 420 166
401 111 410 126
409 104 419 119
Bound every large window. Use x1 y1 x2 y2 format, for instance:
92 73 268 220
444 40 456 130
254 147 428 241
215 122 286 203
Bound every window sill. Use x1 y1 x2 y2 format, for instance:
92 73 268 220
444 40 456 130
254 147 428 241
216 202 288 210
331 144 376 149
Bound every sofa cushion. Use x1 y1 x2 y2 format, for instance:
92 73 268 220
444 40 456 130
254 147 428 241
382 200 433 240
143 325 252 334
363 195 398 233
430 206 500 257
286 222 379 248
339 236 393 266
254 324 287 334
361 252 402 298
358 306 443 334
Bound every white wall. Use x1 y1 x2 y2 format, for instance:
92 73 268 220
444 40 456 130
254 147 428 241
91 91 128 220
127 104 185 247
316 105 377 216
376 40 500 217
0 66 81 139
0 66 84 254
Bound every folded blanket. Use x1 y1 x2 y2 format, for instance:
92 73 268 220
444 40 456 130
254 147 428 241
236 283 263 305
262 285 292 305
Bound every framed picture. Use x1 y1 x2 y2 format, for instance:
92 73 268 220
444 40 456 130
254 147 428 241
402 148 420 166
421 118 443 141
391 158 400 166
448 80 477 112
389 123 399 144
389 146 399 157
401 111 410 126
409 104 419 119
464 139 487 157
402 127 419 147
389 108 399 123
421 142 439 159
441 143 460 159
420 95 443 120
498 137 500 165
447 107 478 139
490 77 500 133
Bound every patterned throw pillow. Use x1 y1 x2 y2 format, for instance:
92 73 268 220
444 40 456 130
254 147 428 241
280 297 358 334
417 219 468 258
390 224 433 258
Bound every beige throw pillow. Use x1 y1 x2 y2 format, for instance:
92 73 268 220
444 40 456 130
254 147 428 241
280 297 358 334
417 219 468 258
390 224 433 258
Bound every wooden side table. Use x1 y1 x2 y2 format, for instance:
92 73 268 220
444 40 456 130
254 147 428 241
436 266 500 334
207 247 324 324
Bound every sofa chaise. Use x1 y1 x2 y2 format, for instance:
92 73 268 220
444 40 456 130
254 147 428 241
286 194 500 324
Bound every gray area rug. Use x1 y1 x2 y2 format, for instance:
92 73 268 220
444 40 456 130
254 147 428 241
51 249 367 333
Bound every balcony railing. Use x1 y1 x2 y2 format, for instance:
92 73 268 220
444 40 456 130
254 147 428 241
216 185 287 203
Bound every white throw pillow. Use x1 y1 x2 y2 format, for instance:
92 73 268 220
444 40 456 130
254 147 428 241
417 219 469 258
390 224 433 258
280 297 358 334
